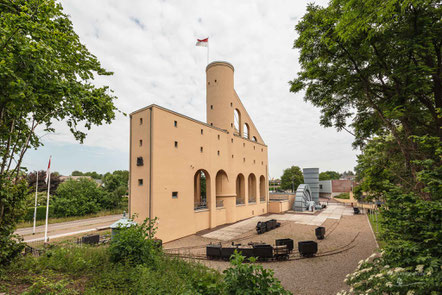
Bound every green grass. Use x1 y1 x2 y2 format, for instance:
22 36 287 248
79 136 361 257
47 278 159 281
368 212 387 248
334 193 350 199
16 209 124 229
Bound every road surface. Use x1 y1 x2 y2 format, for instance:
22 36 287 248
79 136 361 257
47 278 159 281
15 214 122 243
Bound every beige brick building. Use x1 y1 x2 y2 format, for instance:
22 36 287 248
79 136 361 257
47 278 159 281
129 61 269 242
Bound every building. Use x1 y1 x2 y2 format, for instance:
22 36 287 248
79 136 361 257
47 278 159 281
319 179 354 198
129 61 269 243
269 178 281 192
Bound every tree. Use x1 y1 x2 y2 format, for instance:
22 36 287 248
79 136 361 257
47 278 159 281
292 0 441 292
319 171 340 181
26 170 61 195
102 170 128 208
291 0 441 197
280 166 303 192
0 1 119 260
52 178 107 217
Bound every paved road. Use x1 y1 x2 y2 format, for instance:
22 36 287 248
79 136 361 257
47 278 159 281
16 214 122 242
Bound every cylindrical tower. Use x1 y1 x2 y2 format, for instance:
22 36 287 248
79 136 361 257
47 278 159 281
206 61 235 131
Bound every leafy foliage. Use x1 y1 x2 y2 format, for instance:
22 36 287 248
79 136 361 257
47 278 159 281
280 166 303 192
223 252 291 295
26 170 61 195
52 178 107 217
108 217 159 265
319 171 341 181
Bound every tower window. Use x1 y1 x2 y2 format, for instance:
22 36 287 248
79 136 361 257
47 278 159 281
139 118 143 125
174 120 177 127
174 141 178 148
172 192 178 198
217 150 220 156
230 102 233 107
215 79 217 83
201 129 203 135
231 138 233 143
137 157 144 166
210 105 213 110
243 143 245 147
139 140 143 147
200 147 203 152
218 135 220 140
243 158 246 162
138 179 143 186
210 123 213 126
232 155 234 158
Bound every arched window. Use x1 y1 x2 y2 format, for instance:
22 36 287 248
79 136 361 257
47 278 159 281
234 109 241 135
244 123 249 139
215 170 228 196
236 174 245 205
194 170 209 210
248 173 256 203
259 175 266 202
252 136 257 142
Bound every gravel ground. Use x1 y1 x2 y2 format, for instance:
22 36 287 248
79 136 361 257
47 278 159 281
164 209 377 295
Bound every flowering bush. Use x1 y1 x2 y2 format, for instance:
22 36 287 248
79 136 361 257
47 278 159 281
339 251 441 294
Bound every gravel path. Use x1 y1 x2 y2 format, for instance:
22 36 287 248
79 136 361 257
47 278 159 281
164 210 377 295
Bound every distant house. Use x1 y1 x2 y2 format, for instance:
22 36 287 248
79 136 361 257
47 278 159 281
269 178 281 192
319 179 354 198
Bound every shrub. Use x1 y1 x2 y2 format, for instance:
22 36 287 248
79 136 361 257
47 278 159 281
108 217 159 265
335 193 350 199
23 206 54 222
53 179 107 217
223 251 291 295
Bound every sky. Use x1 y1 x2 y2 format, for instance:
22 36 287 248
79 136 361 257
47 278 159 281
23 0 359 179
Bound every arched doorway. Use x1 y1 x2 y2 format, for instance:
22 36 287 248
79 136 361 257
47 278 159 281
248 173 256 203
236 174 245 205
259 175 266 202
215 170 229 196
194 169 210 210
234 109 241 136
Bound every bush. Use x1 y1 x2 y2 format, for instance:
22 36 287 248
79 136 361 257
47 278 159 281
223 252 291 295
108 217 159 266
23 206 54 222
53 178 107 217
335 193 350 199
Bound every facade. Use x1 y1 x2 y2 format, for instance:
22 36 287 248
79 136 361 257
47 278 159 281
269 178 281 192
129 61 269 243
319 179 354 198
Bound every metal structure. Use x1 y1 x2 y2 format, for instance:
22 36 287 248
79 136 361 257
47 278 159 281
293 184 313 211
303 168 320 204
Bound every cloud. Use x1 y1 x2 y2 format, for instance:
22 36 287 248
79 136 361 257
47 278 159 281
30 0 358 177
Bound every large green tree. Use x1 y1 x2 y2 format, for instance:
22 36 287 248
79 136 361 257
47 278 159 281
0 0 118 265
292 0 441 293
280 166 303 192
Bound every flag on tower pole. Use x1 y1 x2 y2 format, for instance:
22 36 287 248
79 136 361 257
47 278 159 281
196 37 209 64
44 156 51 243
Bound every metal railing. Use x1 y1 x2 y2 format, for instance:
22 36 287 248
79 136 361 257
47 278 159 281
216 200 224 208
194 201 208 210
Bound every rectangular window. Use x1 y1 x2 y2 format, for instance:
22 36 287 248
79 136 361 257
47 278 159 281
201 129 203 135
138 179 143 186
174 141 178 148
218 135 220 140
210 105 213 110
217 150 220 156
200 147 203 152
172 192 178 198
174 120 177 127
139 139 143 147
139 118 143 125
136 157 144 166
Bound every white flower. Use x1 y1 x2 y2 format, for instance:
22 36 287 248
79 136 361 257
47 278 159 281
386 282 393 288
384 265 390 269
406 291 415 295
369 253 377 259
349 287 353 292
375 273 383 278
415 265 424 272
366 289 373 293
394 267 405 272
426 270 432 276
387 270 394 275
358 259 364 265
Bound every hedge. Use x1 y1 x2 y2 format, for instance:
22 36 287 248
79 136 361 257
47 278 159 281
23 206 54 222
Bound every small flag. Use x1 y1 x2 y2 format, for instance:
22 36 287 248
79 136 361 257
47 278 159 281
45 156 51 184
196 37 208 47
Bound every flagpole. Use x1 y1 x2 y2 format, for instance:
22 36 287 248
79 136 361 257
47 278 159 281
44 157 51 243
207 38 209 64
32 171 38 235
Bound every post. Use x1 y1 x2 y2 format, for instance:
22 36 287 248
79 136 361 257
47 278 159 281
207 38 209 64
44 171 51 243
32 171 38 235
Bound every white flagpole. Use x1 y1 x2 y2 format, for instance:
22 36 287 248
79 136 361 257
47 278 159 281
44 157 51 243
207 38 209 64
32 171 38 235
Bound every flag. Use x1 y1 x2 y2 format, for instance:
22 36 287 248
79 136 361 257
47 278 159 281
45 156 51 184
196 38 208 47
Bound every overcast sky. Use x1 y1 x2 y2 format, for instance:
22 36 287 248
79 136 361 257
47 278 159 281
23 0 358 179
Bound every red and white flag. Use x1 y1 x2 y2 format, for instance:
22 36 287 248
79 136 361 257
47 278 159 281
196 37 208 47
45 156 51 184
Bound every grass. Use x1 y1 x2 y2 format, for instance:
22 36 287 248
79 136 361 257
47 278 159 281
0 245 224 294
368 211 387 248
16 209 124 229
334 193 350 199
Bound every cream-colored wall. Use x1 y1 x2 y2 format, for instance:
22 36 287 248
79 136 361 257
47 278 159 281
130 62 269 243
